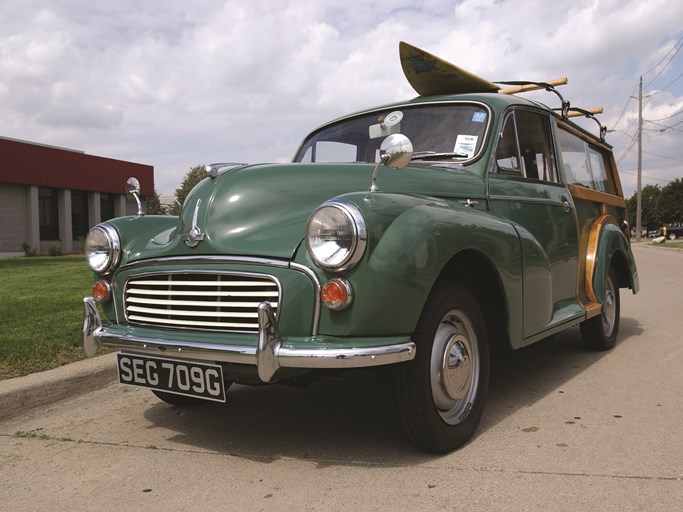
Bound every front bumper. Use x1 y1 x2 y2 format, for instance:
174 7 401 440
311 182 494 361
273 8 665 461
83 297 415 383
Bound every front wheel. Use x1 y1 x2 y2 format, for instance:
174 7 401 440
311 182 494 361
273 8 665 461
396 283 490 453
581 267 620 351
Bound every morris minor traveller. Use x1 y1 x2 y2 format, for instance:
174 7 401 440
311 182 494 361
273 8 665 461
83 42 639 453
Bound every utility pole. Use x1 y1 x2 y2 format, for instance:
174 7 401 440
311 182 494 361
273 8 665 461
635 76 643 243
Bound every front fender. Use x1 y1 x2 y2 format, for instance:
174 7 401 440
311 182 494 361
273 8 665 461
312 193 522 339
102 215 180 269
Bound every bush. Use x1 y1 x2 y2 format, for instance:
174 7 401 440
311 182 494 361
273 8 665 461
21 241 39 257
48 243 62 257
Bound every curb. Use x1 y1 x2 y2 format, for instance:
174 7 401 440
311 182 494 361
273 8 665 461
631 242 683 253
0 353 118 423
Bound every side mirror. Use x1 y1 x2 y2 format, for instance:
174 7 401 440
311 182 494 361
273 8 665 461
381 133 413 169
369 134 413 192
125 177 144 216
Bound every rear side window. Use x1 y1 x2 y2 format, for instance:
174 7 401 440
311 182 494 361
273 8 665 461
557 128 614 193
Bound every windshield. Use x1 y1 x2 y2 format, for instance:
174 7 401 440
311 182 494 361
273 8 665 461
294 103 490 164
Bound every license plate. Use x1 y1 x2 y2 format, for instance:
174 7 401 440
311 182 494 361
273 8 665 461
117 353 226 403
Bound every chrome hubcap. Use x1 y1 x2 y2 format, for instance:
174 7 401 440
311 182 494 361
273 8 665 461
602 275 616 338
431 309 479 425
443 335 472 401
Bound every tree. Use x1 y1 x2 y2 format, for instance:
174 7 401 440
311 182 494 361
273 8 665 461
170 165 207 216
657 178 683 225
145 189 168 215
625 184 661 232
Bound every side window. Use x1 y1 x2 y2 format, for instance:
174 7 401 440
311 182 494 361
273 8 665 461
495 113 522 174
494 110 558 182
514 110 558 182
557 129 615 193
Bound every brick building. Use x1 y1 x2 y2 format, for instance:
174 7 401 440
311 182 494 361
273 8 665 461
0 136 154 256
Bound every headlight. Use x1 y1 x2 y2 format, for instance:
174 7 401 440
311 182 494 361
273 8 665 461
306 200 367 271
84 224 121 274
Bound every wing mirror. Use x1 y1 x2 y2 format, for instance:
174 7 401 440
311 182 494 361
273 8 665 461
125 177 144 216
369 134 413 192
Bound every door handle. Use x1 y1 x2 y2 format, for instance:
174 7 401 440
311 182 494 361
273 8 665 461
560 197 572 213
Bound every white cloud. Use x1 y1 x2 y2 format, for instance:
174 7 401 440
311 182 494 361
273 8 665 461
1 0 682 196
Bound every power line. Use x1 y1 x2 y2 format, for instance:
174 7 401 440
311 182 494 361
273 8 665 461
656 69 683 93
642 149 683 163
619 169 675 183
644 118 683 132
646 108 683 122
612 83 638 131
644 36 683 88
617 135 638 164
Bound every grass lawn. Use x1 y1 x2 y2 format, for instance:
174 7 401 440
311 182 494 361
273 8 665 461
658 241 683 249
0 256 93 380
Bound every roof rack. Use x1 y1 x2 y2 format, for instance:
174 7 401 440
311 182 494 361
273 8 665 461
495 80 571 118
557 107 607 141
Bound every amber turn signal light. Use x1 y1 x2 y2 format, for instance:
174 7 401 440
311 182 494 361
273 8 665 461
321 278 353 311
92 280 112 302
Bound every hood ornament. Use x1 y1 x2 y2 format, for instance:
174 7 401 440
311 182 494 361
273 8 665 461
181 199 205 248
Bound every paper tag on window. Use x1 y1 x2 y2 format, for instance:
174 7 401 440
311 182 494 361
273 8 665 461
454 135 478 157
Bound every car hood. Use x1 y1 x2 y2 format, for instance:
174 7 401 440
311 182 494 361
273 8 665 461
177 163 379 259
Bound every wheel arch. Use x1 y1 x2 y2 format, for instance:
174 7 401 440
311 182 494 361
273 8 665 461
431 249 512 352
592 220 640 302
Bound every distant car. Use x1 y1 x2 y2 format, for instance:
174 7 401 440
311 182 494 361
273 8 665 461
661 225 683 240
82 42 639 453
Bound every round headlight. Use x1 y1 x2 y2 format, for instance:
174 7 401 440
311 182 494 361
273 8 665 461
306 200 367 271
84 224 121 274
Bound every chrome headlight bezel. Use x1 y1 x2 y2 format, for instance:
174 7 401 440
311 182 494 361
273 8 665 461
84 223 121 275
305 199 367 272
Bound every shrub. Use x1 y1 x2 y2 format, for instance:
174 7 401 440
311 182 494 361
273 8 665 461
48 243 62 257
21 241 39 257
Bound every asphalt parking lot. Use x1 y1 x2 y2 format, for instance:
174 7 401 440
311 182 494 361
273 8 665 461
1 243 681 511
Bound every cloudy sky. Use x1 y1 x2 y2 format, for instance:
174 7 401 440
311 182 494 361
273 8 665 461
2 0 682 197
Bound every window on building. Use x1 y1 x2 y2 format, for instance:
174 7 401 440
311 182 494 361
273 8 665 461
39 188 59 240
100 193 116 221
71 190 89 239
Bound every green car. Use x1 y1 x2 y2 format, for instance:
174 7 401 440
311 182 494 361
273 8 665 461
83 44 638 453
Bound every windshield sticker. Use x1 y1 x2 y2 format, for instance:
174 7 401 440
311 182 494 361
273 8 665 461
471 112 487 123
369 111 403 139
383 111 403 127
454 135 478 158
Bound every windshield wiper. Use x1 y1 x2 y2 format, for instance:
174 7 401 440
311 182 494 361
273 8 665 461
410 151 470 161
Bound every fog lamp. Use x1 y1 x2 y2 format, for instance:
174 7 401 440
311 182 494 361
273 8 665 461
321 278 353 311
92 280 112 302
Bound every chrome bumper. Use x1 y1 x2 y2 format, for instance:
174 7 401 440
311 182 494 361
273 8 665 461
83 297 415 383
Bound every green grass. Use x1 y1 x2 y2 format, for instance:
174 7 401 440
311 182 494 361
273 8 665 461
658 241 683 249
0 256 92 380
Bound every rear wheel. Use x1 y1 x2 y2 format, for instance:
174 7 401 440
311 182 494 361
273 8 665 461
396 283 490 453
581 267 620 351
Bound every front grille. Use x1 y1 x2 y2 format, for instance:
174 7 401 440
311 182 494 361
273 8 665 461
124 272 279 333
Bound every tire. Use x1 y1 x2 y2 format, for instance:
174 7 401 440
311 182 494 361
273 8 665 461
580 267 620 351
396 283 490 453
669 233 677 240
152 380 232 407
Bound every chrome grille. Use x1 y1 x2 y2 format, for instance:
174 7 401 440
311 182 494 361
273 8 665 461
124 272 279 333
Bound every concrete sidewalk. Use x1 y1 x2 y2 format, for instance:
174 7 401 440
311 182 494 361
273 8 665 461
0 353 117 422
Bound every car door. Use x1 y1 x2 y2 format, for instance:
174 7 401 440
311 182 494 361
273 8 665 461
488 108 582 341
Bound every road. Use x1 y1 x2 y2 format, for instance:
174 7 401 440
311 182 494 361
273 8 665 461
1 244 681 511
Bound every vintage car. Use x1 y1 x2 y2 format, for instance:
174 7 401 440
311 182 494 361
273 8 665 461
83 42 639 453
